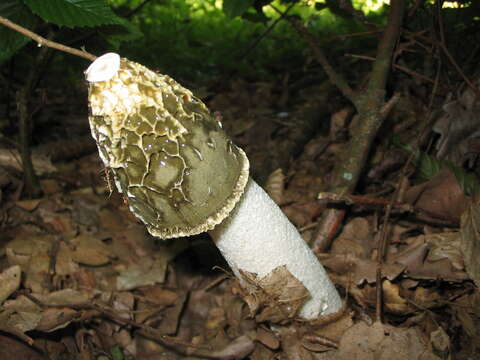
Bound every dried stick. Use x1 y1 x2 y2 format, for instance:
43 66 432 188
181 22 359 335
0 16 97 196
313 0 405 252
16 32 54 198
271 4 355 101
274 2 405 253
346 53 436 85
0 15 96 61
124 0 155 18
236 2 296 63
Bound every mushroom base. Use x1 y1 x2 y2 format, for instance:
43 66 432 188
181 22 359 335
209 178 342 319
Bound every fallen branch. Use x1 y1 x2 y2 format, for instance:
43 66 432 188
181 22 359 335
0 16 96 61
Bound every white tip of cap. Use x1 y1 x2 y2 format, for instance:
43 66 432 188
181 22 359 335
85 52 121 83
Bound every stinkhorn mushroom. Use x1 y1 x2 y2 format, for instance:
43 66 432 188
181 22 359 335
85 53 342 319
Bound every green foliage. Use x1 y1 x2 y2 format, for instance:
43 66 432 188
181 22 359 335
241 10 269 23
0 0 38 64
107 0 373 82
0 0 388 81
400 143 480 197
223 0 254 19
98 18 143 49
110 345 125 360
415 152 480 197
22 0 123 27
0 0 127 64
414 151 445 181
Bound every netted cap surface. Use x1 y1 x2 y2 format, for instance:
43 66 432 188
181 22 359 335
87 55 249 238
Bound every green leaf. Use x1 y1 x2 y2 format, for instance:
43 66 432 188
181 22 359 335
22 0 124 28
448 164 480 197
397 140 480 197
223 0 254 19
315 3 328 11
416 152 443 181
0 0 38 64
416 152 480 197
242 10 270 23
110 345 125 360
99 18 143 49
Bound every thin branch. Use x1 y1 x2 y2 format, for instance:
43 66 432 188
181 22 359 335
313 0 405 253
125 0 155 18
0 16 96 61
379 92 401 120
270 4 355 102
366 2 404 95
236 2 296 62
16 33 53 198
346 53 437 85
404 29 480 97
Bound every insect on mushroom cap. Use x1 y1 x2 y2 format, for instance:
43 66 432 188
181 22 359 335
86 53 249 239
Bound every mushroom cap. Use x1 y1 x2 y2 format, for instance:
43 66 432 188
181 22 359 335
87 53 249 239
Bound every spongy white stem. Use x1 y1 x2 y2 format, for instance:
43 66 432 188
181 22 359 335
209 178 342 319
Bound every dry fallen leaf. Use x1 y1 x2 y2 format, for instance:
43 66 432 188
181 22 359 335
460 199 480 287
265 168 286 205
331 217 373 258
15 199 42 212
255 326 280 350
430 326 450 355
240 265 310 323
0 334 45 359
71 235 113 266
0 265 21 304
116 239 188 291
405 168 469 222
316 321 441 360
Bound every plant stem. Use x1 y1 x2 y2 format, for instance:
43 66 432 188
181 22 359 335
0 16 96 61
15 31 57 198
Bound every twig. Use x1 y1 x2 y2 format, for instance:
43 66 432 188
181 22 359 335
47 237 60 291
346 53 436 85
124 0 155 18
404 29 480 97
435 1 479 95
374 195 393 322
0 16 96 61
16 31 54 198
324 29 383 42
379 92 401 120
236 2 296 62
373 51 443 321
312 0 405 252
270 4 355 102
17 292 211 354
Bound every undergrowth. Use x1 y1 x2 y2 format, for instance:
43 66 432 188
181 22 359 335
108 0 379 82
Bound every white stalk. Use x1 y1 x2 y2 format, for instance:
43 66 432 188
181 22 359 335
85 53 341 319
209 178 342 319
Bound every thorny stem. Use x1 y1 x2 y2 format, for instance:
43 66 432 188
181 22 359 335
0 16 96 61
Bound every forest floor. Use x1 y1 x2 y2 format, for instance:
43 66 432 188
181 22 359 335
0 70 478 360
